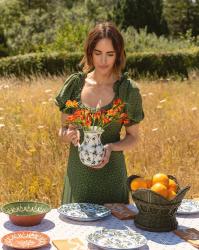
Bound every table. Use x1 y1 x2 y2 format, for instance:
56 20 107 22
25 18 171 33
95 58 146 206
0 205 199 250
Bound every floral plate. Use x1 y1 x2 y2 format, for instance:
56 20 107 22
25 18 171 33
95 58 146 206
58 203 111 221
177 199 199 214
87 228 147 250
1 231 50 249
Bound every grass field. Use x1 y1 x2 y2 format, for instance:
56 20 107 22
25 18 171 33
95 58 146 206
0 75 198 207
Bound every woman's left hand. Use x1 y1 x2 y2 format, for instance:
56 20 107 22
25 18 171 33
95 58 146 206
91 144 113 169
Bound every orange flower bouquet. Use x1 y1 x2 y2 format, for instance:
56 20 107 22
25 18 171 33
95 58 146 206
64 98 129 130
64 98 129 167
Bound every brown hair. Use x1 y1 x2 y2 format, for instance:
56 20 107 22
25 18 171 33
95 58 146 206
80 22 126 76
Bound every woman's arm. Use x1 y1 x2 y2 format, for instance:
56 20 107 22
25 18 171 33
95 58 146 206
59 113 80 146
108 124 140 152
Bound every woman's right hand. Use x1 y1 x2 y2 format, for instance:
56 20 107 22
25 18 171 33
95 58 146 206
59 124 80 146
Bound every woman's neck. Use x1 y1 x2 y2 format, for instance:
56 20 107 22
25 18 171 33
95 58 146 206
89 70 118 86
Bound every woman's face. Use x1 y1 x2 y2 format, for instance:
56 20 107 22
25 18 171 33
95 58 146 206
92 38 116 75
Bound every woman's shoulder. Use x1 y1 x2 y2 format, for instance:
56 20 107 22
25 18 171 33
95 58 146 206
119 72 140 91
64 71 84 83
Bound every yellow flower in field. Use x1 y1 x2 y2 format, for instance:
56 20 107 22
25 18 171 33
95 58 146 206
192 107 197 111
159 99 167 103
45 89 52 93
38 125 45 129
65 100 79 108
152 128 159 132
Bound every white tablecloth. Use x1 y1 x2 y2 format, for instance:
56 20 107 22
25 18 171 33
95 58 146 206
0 205 199 250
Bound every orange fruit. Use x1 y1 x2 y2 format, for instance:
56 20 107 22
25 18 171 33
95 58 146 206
145 178 152 188
168 179 178 192
130 178 147 191
151 183 168 199
168 189 177 200
152 173 169 187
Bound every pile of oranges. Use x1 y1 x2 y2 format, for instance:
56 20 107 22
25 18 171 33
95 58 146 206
130 173 178 200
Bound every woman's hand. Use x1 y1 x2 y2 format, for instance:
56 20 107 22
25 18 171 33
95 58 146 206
59 124 80 146
91 143 113 170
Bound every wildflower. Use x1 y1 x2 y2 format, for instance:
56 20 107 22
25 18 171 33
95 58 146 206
120 113 128 119
159 99 167 103
192 107 197 111
102 117 111 124
64 98 129 130
37 125 45 129
106 109 117 116
113 98 123 106
65 100 79 108
93 111 101 120
45 89 52 93
152 128 158 132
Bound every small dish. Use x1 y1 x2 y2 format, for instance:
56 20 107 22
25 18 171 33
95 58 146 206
177 199 199 214
1 201 51 226
1 231 50 249
58 203 111 221
87 228 147 249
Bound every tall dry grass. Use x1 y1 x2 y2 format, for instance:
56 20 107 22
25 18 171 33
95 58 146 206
0 75 198 207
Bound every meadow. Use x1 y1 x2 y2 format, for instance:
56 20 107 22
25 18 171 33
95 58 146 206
0 74 198 207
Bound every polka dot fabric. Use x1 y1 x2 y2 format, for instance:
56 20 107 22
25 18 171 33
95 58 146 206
55 72 144 204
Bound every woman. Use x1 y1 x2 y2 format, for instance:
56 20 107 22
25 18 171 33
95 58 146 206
55 22 144 205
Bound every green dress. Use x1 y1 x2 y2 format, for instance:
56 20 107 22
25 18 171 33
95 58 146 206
55 72 144 205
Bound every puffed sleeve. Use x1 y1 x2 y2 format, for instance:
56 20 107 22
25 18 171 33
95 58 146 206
55 73 81 113
123 80 144 127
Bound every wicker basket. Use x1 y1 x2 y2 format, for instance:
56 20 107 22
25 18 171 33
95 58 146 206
128 175 190 232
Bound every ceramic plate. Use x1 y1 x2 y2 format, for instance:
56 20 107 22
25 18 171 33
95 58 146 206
58 203 111 221
1 231 50 249
87 228 147 250
177 199 199 214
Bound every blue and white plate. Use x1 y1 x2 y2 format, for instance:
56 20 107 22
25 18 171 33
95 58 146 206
87 228 147 250
177 199 199 215
57 203 111 221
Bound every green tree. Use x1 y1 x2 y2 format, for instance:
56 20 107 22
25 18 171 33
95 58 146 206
163 0 191 36
187 0 199 36
85 0 116 22
163 0 199 37
0 28 9 57
113 0 168 35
